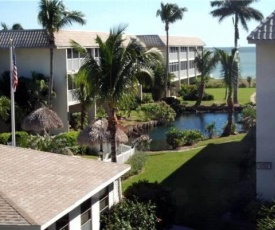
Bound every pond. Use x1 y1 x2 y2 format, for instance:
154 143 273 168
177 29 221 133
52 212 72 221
144 112 243 151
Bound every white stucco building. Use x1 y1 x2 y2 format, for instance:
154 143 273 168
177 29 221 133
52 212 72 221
0 144 130 230
247 10 275 200
0 30 205 133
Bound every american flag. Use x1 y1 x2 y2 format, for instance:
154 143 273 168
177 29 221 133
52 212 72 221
12 49 18 92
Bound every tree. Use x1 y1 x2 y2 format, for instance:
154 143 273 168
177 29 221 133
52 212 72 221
38 0 86 107
247 76 252 88
1 22 24 30
216 48 239 136
210 0 263 104
80 25 162 162
73 70 93 129
0 96 10 121
194 49 219 107
156 2 187 96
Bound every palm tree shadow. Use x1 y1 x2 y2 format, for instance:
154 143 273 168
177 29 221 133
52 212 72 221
161 134 256 229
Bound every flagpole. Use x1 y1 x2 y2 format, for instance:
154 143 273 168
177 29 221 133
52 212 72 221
10 39 16 147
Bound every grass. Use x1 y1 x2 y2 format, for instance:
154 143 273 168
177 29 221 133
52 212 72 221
122 133 256 229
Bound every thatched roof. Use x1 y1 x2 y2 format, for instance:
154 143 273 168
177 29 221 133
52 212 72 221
77 118 128 146
21 107 63 132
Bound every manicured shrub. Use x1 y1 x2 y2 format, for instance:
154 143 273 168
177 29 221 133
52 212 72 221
0 131 29 147
137 101 176 124
124 180 174 229
178 84 197 98
183 129 204 145
123 152 148 179
142 93 154 104
53 131 79 147
166 127 186 149
100 198 157 230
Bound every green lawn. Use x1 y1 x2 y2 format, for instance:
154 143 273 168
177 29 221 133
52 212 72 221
123 133 255 229
184 88 255 106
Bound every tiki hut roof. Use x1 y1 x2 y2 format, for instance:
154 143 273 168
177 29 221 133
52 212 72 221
77 118 128 146
21 107 63 132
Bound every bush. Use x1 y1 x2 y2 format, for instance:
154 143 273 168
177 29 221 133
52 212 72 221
166 128 204 149
142 93 154 104
123 152 148 179
166 127 186 149
100 198 157 230
178 84 197 98
183 129 204 145
257 201 275 230
137 101 176 124
242 105 256 131
0 131 29 147
124 180 174 229
205 122 216 139
53 131 79 147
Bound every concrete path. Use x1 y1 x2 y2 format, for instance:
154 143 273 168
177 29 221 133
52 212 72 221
250 92 256 104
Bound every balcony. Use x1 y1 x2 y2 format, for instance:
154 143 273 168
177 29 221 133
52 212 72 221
67 89 79 105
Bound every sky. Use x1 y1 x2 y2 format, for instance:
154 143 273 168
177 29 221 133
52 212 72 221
0 0 274 47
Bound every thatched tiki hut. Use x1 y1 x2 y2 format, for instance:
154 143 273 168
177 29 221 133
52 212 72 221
22 107 63 133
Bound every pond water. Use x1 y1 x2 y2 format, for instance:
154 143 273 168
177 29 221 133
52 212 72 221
144 112 243 150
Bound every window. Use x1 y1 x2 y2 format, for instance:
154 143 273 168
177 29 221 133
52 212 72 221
169 62 179 72
99 187 109 214
81 199 92 229
189 60 195 69
169 47 178 53
180 61 188 70
67 49 72 59
86 48 92 56
73 49 79 58
56 214 69 230
67 74 75 90
180 47 187 52
94 48 99 57
189 47 196 52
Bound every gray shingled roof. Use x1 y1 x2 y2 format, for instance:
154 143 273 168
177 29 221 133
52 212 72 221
248 10 275 42
0 145 130 227
0 29 50 48
137 35 205 47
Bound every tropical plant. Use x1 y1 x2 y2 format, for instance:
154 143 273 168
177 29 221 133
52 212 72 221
38 0 86 107
257 201 275 230
166 127 185 149
80 25 162 162
216 48 239 136
137 101 176 124
156 2 187 96
0 96 10 121
247 76 252 88
194 50 219 106
210 0 263 104
100 198 157 230
73 70 94 129
1 22 24 30
205 122 216 139
242 104 256 131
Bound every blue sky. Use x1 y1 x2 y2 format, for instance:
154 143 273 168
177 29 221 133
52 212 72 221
0 0 274 47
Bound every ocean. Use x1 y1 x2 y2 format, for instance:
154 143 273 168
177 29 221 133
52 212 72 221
206 46 256 79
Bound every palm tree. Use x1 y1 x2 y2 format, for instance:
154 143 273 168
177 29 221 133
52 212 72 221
156 2 187 97
38 0 86 107
194 49 219 107
1 22 24 30
216 48 239 136
80 25 162 162
210 0 263 104
73 69 93 130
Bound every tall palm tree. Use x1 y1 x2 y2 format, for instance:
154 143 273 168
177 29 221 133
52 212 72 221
81 25 162 162
1 22 24 30
38 0 86 107
216 48 239 136
194 49 219 107
156 2 187 96
210 0 263 104
73 69 93 130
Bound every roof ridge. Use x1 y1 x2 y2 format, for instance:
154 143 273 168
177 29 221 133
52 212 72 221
0 191 37 225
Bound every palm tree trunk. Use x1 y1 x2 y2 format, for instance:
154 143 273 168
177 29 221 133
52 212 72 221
195 75 204 107
107 107 118 163
48 36 54 108
233 14 239 104
165 24 169 97
224 86 228 100
222 86 234 137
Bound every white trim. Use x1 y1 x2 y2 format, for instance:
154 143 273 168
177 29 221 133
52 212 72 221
41 166 130 229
